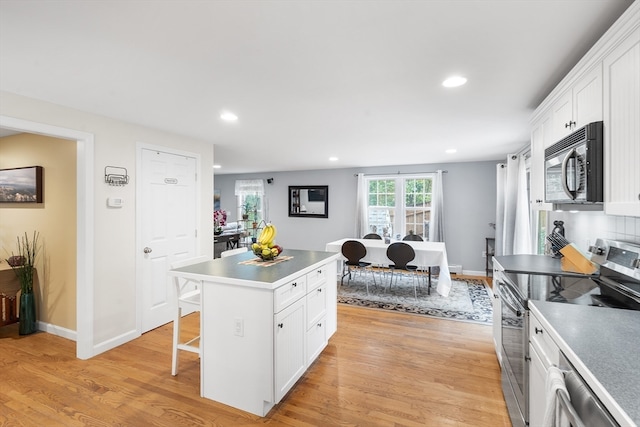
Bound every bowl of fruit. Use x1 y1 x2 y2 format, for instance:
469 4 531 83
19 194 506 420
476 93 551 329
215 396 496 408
252 223 283 261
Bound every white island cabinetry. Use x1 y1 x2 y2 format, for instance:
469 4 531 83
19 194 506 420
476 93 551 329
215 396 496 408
171 250 339 417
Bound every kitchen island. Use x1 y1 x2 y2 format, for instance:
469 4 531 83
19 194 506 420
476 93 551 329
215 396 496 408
530 301 640 426
168 249 339 417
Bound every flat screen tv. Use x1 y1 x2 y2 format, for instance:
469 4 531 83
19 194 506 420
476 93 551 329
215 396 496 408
307 189 326 202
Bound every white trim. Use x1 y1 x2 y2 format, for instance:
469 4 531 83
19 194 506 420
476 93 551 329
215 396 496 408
135 142 202 336
0 115 95 360
93 328 139 356
37 321 77 341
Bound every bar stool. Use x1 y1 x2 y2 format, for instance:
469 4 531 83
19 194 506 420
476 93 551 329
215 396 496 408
170 255 209 376
220 247 248 257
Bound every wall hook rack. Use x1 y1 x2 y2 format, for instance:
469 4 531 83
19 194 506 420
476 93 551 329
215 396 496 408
105 166 129 186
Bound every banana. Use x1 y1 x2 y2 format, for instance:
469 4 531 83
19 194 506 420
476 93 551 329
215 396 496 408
258 223 276 246
258 227 271 245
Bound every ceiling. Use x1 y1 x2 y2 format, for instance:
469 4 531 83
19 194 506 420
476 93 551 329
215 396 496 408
0 1 634 175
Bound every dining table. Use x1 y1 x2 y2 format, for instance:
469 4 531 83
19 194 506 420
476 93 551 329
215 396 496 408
325 238 452 297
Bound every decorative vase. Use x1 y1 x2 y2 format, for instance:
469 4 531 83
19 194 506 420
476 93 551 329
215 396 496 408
19 291 37 335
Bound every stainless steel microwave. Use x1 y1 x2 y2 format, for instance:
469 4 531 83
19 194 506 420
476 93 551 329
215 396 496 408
544 121 603 204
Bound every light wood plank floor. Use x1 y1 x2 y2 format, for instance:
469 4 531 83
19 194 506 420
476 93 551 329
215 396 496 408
0 300 510 426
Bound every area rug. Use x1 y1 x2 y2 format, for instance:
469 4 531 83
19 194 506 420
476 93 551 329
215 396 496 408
338 272 493 325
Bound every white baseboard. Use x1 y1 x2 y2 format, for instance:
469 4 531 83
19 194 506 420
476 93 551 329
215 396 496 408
462 269 487 277
37 321 77 341
449 264 463 274
93 329 140 357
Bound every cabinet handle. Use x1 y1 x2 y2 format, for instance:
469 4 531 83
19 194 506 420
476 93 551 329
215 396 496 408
525 356 531 362
317 323 323 327
292 282 297 288
535 327 543 334
278 323 283 328
565 121 576 129
317 269 322 274
317 288 322 293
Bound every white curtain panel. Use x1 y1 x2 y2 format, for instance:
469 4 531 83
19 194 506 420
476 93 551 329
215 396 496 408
355 173 367 237
502 155 520 256
495 163 507 256
514 155 532 254
234 179 265 195
429 170 445 242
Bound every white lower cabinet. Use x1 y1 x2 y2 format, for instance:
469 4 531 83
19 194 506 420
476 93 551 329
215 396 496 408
306 315 327 364
528 343 548 427
200 257 337 417
275 297 307 402
528 311 560 427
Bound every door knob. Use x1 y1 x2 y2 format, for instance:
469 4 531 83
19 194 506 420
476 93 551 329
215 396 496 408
143 247 152 254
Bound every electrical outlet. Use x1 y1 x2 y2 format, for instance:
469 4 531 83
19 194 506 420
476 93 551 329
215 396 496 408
234 317 244 337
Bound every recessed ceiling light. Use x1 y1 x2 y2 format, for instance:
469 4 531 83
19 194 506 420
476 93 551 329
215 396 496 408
329 157 338 161
445 149 457 154
213 164 221 169
442 76 467 88
220 111 238 122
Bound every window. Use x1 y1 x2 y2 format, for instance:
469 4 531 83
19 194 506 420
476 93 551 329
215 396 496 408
238 193 263 224
366 175 433 240
235 179 265 226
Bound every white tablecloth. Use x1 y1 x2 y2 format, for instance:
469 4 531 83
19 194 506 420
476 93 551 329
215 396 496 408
325 238 452 296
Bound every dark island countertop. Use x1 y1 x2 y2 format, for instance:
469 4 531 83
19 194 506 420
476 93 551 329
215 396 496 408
169 249 339 289
530 301 640 426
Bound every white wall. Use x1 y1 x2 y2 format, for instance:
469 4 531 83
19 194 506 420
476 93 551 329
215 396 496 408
215 161 499 273
0 91 214 357
548 210 640 249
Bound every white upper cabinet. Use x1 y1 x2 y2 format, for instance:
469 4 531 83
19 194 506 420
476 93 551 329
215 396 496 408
603 27 640 217
531 1 639 217
550 64 603 142
530 112 553 211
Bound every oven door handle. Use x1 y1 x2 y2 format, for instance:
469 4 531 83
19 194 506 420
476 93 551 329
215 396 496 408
499 283 524 317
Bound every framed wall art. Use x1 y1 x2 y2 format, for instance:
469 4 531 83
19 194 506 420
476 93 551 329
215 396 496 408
0 166 44 203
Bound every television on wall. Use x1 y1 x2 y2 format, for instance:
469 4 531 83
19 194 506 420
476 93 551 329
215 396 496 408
0 166 44 203
307 188 326 202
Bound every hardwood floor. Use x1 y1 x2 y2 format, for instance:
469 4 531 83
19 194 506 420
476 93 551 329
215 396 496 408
0 297 510 426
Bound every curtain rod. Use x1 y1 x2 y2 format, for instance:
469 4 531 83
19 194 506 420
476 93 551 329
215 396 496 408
354 170 448 177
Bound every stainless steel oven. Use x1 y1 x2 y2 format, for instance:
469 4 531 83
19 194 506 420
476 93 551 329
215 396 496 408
497 276 528 427
495 239 640 427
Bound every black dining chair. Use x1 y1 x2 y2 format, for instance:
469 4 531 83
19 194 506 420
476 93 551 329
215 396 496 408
402 232 431 294
363 233 383 240
402 232 423 241
341 240 377 293
386 242 420 298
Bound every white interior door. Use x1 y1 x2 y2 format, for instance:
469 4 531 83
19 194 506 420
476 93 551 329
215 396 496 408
140 148 197 332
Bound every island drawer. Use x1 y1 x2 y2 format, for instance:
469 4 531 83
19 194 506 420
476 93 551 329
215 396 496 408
306 267 327 291
274 276 307 313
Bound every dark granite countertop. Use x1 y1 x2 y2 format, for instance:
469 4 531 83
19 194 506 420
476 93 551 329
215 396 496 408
494 254 599 278
169 249 339 289
530 301 640 426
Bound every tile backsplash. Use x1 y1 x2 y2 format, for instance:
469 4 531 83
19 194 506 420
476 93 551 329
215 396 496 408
548 211 640 250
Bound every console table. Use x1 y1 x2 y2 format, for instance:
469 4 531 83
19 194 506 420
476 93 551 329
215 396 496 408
0 262 22 326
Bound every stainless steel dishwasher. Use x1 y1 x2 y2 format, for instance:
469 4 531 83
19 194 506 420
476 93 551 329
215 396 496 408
556 352 619 426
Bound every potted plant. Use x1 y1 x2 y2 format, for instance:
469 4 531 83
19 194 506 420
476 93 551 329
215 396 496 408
6 231 40 335
242 201 252 220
